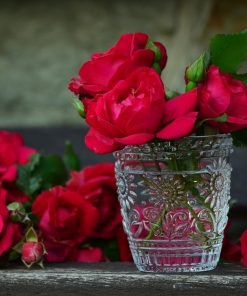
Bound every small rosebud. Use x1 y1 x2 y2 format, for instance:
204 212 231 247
22 242 45 268
185 52 209 83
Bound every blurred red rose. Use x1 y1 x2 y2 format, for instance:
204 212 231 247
32 186 99 262
198 65 247 133
67 163 122 239
0 131 36 203
156 88 198 140
0 192 21 256
240 229 247 266
69 246 106 262
69 33 167 99
85 67 166 153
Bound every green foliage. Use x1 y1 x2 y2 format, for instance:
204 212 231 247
196 113 228 128
64 141 81 171
232 128 247 147
210 29 247 73
90 239 119 261
17 153 68 199
232 73 247 85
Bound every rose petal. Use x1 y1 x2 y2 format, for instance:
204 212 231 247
157 112 198 140
116 133 155 145
85 128 124 154
163 88 197 123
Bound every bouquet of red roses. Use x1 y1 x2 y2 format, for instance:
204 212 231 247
69 31 247 153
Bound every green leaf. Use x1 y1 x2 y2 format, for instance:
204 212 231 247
210 29 247 73
16 153 42 197
34 155 68 190
9 241 24 261
232 73 247 85
17 153 68 199
7 202 23 211
232 128 247 147
64 141 80 171
196 113 228 128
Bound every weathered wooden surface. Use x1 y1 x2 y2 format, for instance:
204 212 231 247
0 263 246 296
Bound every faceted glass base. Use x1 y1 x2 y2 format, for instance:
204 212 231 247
129 239 222 273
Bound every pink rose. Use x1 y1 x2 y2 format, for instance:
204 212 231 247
67 163 122 239
85 67 166 153
69 33 167 99
198 65 247 133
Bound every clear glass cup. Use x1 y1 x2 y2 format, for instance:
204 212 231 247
114 135 233 272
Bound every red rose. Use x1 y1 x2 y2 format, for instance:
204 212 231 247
0 131 36 203
156 88 198 140
0 193 21 256
240 229 247 266
32 186 99 262
85 67 166 153
69 247 106 262
67 163 122 239
22 242 44 266
0 131 35 178
198 65 247 133
69 33 167 98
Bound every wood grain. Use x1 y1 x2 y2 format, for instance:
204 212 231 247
0 262 246 296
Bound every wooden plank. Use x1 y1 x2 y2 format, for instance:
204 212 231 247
0 263 246 296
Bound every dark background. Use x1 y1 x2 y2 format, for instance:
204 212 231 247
1 0 247 208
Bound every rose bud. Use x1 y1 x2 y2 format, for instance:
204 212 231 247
22 242 45 268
